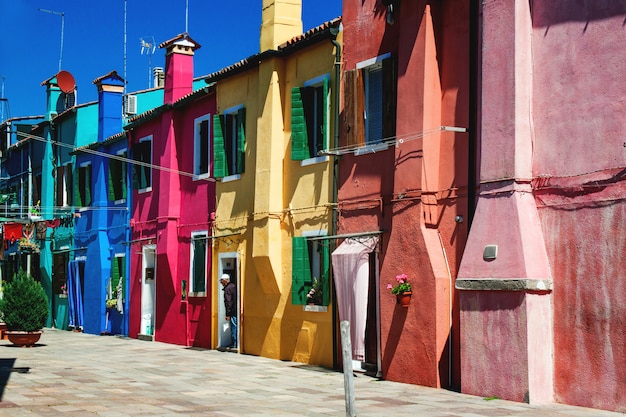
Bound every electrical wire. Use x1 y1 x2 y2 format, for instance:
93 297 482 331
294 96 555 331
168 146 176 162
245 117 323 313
319 126 467 156
13 131 215 182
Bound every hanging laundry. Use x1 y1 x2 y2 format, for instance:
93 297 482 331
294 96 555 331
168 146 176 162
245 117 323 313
36 221 47 239
4 223 23 243
46 218 61 228
23 223 34 240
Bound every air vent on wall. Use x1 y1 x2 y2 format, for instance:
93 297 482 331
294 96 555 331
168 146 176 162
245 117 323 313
124 94 137 115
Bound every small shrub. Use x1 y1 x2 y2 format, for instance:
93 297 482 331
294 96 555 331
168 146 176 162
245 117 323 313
0 270 49 332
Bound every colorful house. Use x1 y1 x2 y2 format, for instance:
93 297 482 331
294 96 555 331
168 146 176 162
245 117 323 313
40 74 98 332
72 71 130 336
335 0 471 385
125 33 217 347
456 1 626 412
208 0 341 365
0 115 45 286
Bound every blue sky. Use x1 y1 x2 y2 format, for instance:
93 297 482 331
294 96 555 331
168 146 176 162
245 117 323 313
0 0 342 119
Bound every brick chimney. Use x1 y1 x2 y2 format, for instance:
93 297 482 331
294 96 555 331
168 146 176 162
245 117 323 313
260 0 302 51
159 33 201 104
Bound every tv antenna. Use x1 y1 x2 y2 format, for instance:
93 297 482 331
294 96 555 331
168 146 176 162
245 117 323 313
38 8 65 72
0 76 9 123
140 36 156 88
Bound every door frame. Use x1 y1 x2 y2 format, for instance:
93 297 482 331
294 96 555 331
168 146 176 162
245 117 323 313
217 252 239 349
140 244 156 338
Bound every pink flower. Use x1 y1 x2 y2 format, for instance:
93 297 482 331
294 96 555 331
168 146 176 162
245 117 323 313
387 283 393 290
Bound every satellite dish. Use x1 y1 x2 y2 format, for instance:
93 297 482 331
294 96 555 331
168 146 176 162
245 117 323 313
56 70 76 93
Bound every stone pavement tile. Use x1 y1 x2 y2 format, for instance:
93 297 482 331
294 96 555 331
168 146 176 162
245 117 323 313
1 329 625 417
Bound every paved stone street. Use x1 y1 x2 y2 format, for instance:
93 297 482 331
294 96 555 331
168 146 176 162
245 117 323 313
0 328 623 416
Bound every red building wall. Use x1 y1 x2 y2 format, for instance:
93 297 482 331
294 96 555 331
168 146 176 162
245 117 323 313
339 0 470 388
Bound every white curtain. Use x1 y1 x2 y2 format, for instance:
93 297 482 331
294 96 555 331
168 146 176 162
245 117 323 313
331 236 378 360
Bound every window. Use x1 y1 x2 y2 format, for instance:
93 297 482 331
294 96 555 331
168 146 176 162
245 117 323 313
213 106 245 179
291 75 329 161
133 136 152 191
33 174 42 209
194 115 211 178
292 235 330 306
109 150 127 202
55 166 65 207
190 232 208 294
110 254 126 304
344 53 396 148
75 163 92 207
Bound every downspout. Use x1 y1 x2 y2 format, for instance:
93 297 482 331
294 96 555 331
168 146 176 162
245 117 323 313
329 25 341 369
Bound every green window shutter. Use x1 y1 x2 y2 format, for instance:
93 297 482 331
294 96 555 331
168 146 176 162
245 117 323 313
292 237 311 305
236 108 246 174
321 241 330 306
108 162 115 201
111 256 120 294
291 87 309 160
213 114 227 178
74 167 82 207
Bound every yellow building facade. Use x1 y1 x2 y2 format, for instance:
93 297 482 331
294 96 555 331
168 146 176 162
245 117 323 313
210 0 341 367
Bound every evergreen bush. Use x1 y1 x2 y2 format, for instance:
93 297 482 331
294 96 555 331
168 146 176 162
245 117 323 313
0 270 49 332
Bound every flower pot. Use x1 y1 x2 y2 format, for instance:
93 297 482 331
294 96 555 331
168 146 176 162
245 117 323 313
396 291 412 307
5 331 42 347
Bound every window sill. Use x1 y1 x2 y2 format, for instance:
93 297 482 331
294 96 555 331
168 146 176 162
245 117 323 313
220 174 241 183
193 173 211 182
79 207 90 212
188 291 207 298
114 198 127 205
138 187 152 194
303 305 328 313
354 143 389 156
300 155 329 167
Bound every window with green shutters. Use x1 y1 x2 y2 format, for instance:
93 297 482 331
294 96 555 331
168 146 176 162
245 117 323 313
190 232 208 294
291 76 329 161
132 137 152 190
75 163 92 207
110 255 125 303
108 150 127 202
213 107 245 178
292 236 330 306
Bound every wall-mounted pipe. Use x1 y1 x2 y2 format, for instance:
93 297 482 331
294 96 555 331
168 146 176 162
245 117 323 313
329 24 342 370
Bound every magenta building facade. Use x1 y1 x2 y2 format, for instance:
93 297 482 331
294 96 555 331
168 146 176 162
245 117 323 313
125 34 217 347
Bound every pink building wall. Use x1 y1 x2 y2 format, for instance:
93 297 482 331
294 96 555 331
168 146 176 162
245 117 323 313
458 1 626 412
128 35 216 348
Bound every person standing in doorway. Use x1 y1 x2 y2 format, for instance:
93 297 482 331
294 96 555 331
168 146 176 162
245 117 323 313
220 273 237 348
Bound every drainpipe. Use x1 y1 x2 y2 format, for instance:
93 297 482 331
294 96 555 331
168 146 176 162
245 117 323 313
329 25 341 369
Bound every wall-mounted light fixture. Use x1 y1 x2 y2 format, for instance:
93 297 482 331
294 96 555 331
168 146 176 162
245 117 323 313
483 245 498 261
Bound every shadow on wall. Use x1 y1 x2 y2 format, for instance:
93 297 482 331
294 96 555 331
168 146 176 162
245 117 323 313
530 0 626 29
381 303 408 373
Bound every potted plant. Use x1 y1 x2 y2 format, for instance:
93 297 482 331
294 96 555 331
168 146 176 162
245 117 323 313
306 277 323 305
387 273 412 307
0 269 49 346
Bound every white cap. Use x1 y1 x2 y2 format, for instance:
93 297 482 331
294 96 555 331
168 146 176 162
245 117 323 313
220 273 230 281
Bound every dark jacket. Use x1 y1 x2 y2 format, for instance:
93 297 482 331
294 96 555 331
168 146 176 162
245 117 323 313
223 282 237 317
